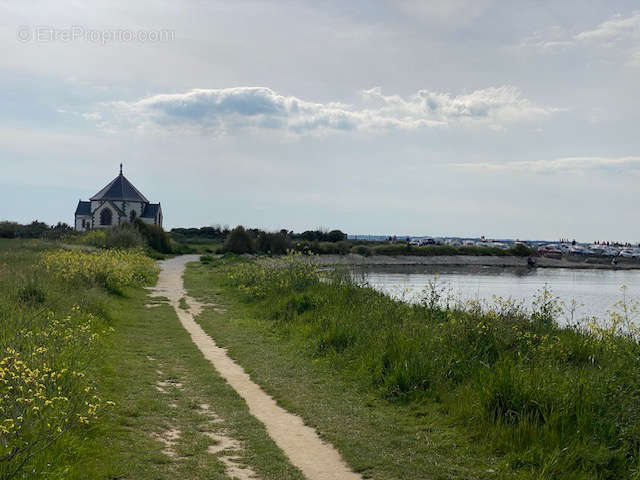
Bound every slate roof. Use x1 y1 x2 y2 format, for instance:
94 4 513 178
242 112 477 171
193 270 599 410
90 173 149 202
75 201 91 216
141 203 161 219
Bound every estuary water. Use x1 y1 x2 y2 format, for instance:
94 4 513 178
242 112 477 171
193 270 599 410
357 266 640 324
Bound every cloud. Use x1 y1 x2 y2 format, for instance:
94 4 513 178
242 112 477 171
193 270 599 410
519 12 640 63
574 12 640 44
101 85 553 135
360 85 554 127
81 112 102 121
452 156 640 173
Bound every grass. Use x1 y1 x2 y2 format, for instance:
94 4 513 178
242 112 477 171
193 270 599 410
63 280 303 479
0 239 302 478
184 257 510 479
184 256 640 480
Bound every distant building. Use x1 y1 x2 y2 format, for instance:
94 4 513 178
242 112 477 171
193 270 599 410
74 164 162 231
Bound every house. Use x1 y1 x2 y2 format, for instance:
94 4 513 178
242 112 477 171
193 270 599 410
74 165 163 231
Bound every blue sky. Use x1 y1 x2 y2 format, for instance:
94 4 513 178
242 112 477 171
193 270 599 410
2 1 640 241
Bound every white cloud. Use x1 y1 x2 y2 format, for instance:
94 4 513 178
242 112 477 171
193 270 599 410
452 156 640 173
100 85 553 135
519 12 640 64
81 112 102 121
574 12 640 44
360 85 554 127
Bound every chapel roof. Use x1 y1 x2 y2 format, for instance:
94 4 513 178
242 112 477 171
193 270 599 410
90 165 149 202
75 201 91 216
141 203 161 219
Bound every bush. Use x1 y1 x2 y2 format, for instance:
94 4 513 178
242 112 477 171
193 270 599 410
256 231 290 254
0 221 20 239
352 245 372 256
507 243 536 257
222 226 254 254
133 218 172 253
105 223 144 249
76 229 108 248
200 254 214 264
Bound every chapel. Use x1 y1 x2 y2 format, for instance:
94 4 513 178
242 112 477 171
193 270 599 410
74 164 162 231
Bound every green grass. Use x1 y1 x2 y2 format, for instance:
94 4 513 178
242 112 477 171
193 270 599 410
184 256 640 480
184 259 511 479
63 283 303 479
0 239 302 479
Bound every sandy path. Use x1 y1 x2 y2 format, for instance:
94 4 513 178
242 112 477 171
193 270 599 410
150 255 361 480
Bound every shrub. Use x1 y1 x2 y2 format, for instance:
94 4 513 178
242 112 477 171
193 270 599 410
133 218 172 253
19 221 49 239
200 254 214 264
222 226 254 254
76 229 108 248
0 222 20 239
105 223 144 249
352 245 372 256
508 243 535 257
256 231 290 255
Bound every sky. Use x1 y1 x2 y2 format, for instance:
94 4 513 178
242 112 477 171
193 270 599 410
1 0 640 241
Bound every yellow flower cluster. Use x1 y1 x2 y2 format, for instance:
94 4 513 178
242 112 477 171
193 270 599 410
0 306 114 465
41 248 157 289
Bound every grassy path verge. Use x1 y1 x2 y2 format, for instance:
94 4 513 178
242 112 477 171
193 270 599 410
184 259 508 480
64 264 304 479
154 255 361 480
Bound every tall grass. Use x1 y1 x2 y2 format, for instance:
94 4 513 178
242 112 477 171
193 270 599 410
0 240 156 477
222 258 640 479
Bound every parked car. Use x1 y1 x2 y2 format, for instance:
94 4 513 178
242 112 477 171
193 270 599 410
538 244 563 255
420 238 436 246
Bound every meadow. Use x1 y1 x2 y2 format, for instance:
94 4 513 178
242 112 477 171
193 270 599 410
192 255 640 479
0 239 156 477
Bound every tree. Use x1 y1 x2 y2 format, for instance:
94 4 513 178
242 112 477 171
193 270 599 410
222 226 254 254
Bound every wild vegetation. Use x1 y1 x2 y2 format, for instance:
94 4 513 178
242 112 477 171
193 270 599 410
184 224 536 257
0 221 73 240
0 240 158 477
215 256 640 479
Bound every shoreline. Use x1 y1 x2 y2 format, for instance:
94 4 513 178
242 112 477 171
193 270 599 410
309 254 640 270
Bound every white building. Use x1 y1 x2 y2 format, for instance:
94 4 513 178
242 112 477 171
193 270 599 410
74 165 163 231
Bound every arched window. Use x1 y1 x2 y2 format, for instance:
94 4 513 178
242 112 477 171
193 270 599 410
100 208 112 226
129 209 137 222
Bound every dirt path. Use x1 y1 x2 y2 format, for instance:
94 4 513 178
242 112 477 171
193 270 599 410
150 255 361 480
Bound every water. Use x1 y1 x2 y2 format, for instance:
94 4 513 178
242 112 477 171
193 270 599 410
357 266 640 324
